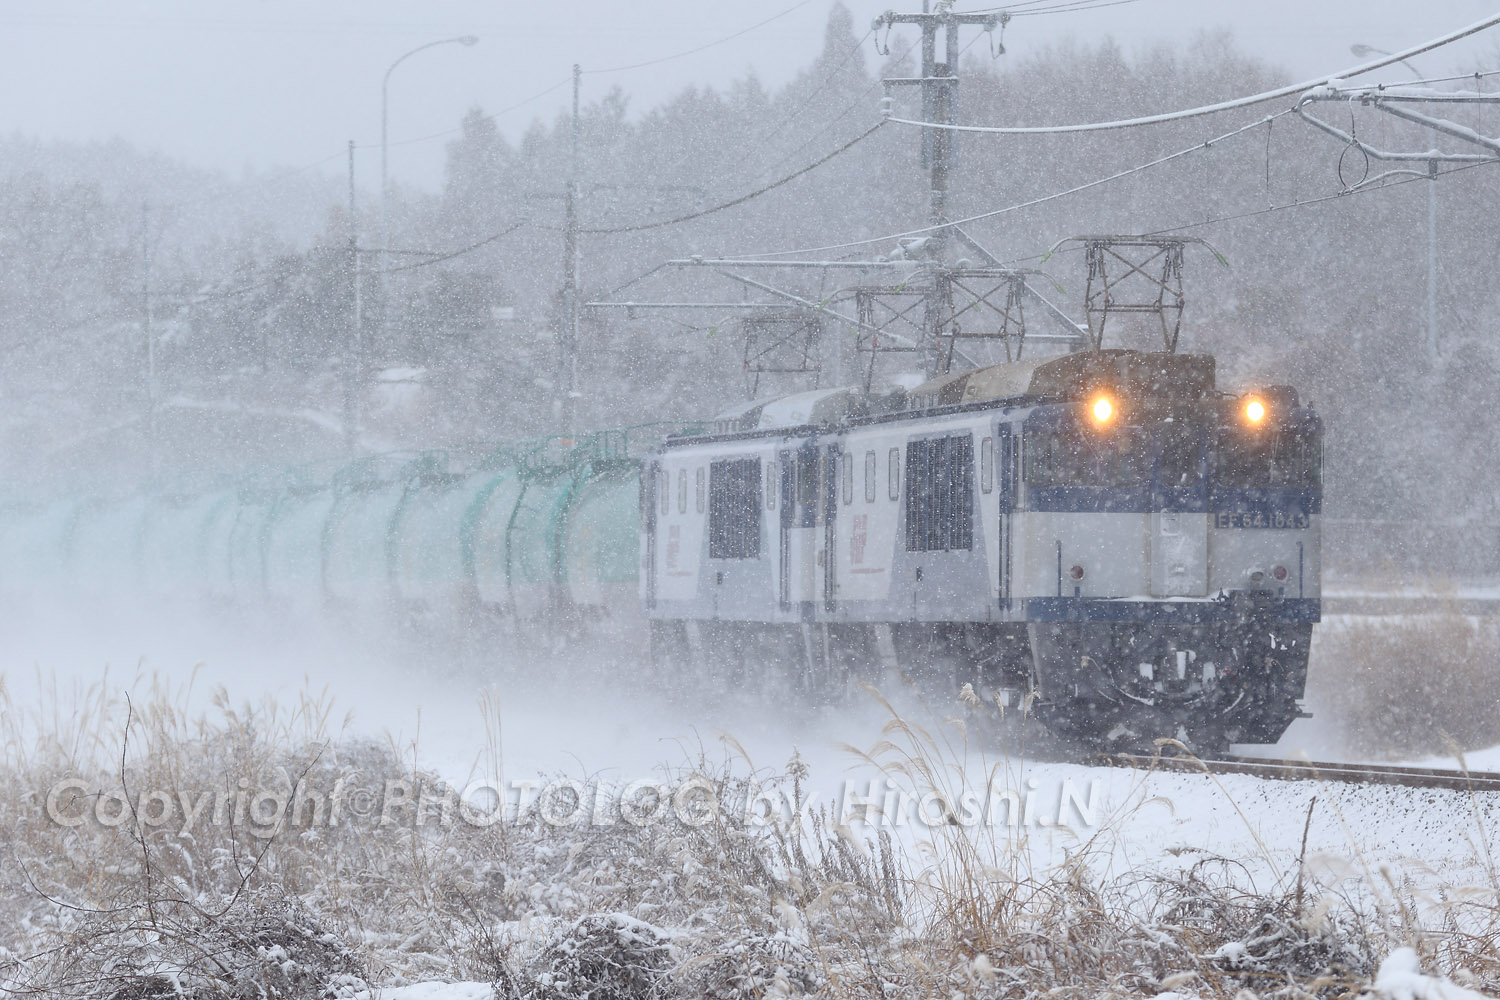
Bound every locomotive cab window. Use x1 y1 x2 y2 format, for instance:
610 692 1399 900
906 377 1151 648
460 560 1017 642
1217 428 1322 489
888 448 900 501
841 453 853 505
864 450 877 503
695 468 705 514
905 435 974 552
677 469 687 514
1158 423 1203 488
981 436 994 494
709 458 762 559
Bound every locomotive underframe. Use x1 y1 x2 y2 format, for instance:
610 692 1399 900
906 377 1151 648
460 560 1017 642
1027 617 1312 751
648 609 1310 753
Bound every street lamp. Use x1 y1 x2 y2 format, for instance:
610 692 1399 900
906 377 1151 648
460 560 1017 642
1351 43 1439 362
380 35 479 337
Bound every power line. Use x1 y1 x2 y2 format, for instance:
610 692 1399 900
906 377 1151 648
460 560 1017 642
381 220 532 272
376 3 818 155
1006 0 1145 15
735 30 935 187
1142 158 1496 240
883 12 1500 134
582 0 815 75
734 111 1288 259
990 157 1496 269
745 29 874 155
969 0 1135 9
741 61 892 185
380 78 572 151
579 121 886 235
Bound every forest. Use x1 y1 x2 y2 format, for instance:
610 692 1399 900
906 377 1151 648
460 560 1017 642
2 5 1496 570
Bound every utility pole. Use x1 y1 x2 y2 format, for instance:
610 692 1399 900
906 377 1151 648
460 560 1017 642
877 2 998 263
1426 158 1438 363
593 5 1087 390
141 201 157 476
346 140 362 453
558 63 582 432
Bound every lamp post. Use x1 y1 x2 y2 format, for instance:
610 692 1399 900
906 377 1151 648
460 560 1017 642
380 35 479 338
1351 43 1439 362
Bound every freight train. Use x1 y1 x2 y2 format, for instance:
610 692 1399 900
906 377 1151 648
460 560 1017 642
0 347 1321 752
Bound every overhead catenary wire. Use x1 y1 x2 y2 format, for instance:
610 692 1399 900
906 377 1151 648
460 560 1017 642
990 156 1496 269
882 12 1500 135
1140 157 1495 241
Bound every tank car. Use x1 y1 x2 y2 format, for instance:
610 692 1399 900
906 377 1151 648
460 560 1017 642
641 348 1321 751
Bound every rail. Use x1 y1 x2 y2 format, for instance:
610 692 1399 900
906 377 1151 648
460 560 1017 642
1102 752 1500 793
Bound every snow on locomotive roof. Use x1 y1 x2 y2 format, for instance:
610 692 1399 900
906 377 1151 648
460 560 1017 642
710 384 910 434
907 349 1216 409
702 350 1219 438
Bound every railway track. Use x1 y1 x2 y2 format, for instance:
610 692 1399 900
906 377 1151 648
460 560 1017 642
1103 752 1500 793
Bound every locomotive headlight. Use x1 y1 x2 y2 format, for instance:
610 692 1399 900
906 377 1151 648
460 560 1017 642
1243 397 1267 425
1091 395 1114 424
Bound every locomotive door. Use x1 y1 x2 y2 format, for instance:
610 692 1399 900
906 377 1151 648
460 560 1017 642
781 444 821 612
997 425 1015 610
644 461 659 609
777 451 793 611
822 443 841 612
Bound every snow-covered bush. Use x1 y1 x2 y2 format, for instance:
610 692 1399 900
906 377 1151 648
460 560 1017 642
0 682 1496 1000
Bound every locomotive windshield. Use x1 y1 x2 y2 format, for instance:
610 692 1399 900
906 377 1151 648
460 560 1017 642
1215 427 1321 489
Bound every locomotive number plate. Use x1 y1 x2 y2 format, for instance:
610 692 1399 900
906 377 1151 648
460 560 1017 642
1214 510 1309 530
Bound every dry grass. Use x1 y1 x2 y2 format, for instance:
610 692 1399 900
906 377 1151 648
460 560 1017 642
0 676 1496 1000
1310 611 1500 759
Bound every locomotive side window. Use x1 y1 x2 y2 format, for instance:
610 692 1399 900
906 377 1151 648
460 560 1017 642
709 458 762 559
905 435 974 552
888 448 900 501
797 452 820 508
659 470 670 516
677 469 687 514
766 462 776 510
981 436 994 494
841 453 854 505
695 468 705 514
864 451 877 503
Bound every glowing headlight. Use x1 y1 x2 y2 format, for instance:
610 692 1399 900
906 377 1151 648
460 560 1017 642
1091 396 1114 424
1244 398 1266 424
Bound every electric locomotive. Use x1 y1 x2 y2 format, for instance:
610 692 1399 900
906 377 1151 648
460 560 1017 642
642 348 1321 751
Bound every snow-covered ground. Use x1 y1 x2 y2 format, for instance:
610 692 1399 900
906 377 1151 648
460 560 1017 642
6 601 1498 998
6 600 1495 874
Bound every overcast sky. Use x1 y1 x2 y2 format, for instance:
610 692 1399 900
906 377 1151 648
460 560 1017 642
1 1 1496 191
